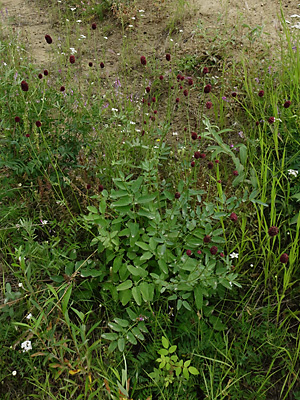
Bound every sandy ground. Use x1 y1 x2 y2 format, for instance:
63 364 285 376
0 0 299 66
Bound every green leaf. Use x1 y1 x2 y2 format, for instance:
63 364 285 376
111 196 132 207
131 327 145 340
168 345 177 354
194 286 203 309
158 259 168 274
189 366 199 375
182 301 192 311
108 340 118 352
118 337 125 352
101 333 119 341
136 193 157 204
126 331 137 345
140 251 153 261
119 289 132 306
183 367 189 380
117 280 133 291
131 176 143 193
112 256 123 273
136 241 150 251
184 360 191 367
108 322 123 332
132 286 142 305
61 285 72 315
87 206 98 214
114 318 129 328
162 336 169 349
239 145 247 166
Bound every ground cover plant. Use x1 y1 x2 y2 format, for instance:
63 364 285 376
0 0 300 399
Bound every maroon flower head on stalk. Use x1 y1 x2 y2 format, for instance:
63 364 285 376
230 212 238 221
26 133 30 137
154 110 157 114
233 170 238 176
70 55 75 64
258 90 264 97
140 56 147 66
179 85 183 90
197 250 202 255
60 86 65 92
280 253 289 263
91 23 97 30
191 161 195 167
175 192 181 199
186 250 192 256
38 73 43 79
166 53 171 61
177 74 181 81
188 78 193 86
194 151 201 159
207 161 214 169
232 91 237 97
44 70 48 76
268 116 275 124
183 89 188 96
146 86 150 93
15 116 20 123
210 246 218 255
159 75 164 80
152 97 156 103
268 226 279 237
203 67 209 74
204 84 212 93
100 62 105 68
206 101 212 109
98 184 104 192
180 76 184 81
35 121 42 127
256 121 260 126
203 235 211 243
21 80 29 91
175 97 179 103
86 184 91 190
191 132 197 140
89 62 93 67
45 34 52 44
284 100 291 108
200 153 206 159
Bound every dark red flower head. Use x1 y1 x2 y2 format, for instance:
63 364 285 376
146 86 150 93
175 192 181 199
183 89 188 96
232 92 237 97
188 78 193 86
203 235 211 243
206 101 212 109
180 76 184 81
191 132 197 140
45 34 52 44
268 226 279 237
200 153 206 159
92 23 97 30
191 161 195 167
177 74 181 81
21 80 29 92
38 73 43 79
35 121 42 127
87 184 91 190
175 98 179 103
210 246 218 255
15 116 20 123
166 53 171 61
60 86 65 92
280 253 289 263
152 97 156 103
207 161 214 169
268 116 275 124
186 249 192 256
100 62 105 68
194 151 201 159
140 56 147 66
89 62 93 67
233 170 238 176
204 84 212 93
203 67 209 74
256 121 260 126
284 100 291 108
258 90 264 97
230 212 237 221
70 55 75 64
98 184 104 192
159 75 164 80
44 70 48 76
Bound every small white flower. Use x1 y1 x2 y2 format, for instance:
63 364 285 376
111 108 118 112
40 219 48 225
80 35 86 39
70 47 77 54
139 9 145 12
70 7 76 11
131 16 135 20
129 121 136 125
18 282 24 288
170 38 173 42
172 132 178 136
104 36 108 40
21 340 32 352
288 169 298 177
12 371 17 376
230 252 239 259
26 313 32 319
128 25 134 28
250 264 254 267
76 20 82 23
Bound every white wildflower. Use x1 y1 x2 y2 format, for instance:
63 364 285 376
230 252 239 259
70 47 77 54
288 169 298 177
12 371 17 376
21 340 32 352
26 313 32 319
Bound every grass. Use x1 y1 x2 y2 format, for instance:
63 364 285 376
0 0 300 399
